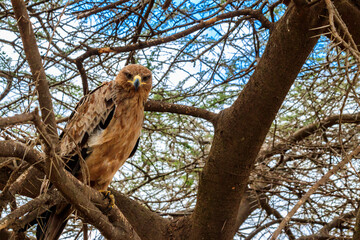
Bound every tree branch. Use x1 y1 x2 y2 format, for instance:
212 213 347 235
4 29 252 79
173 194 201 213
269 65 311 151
145 100 218 124
297 211 355 240
0 71 12 102
11 0 58 143
0 112 35 128
76 0 131 19
0 140 44 172
74 59 89 95
258 112 360 162
0 190 62 230
332 0 360 48
271 145 360 239
111 189 170 240
75 8 273 62
190 2 327 239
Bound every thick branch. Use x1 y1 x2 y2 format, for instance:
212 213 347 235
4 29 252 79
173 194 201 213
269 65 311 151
0 162 164 240
53 100 217 126
0 190 62 230
74 59 89 95
331 0 360 52
0 140 44 172
0 112 35 128
190 2 326 239
111 190 170 240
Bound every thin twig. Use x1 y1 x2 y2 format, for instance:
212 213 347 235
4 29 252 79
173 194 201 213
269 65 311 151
271 145 360 239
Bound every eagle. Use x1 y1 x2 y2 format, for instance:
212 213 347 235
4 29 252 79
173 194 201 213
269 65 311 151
36 64 152 240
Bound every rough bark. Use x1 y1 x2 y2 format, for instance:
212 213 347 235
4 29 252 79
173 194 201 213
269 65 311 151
190 3 326 239
11 0 58 143
332 0 360 47
145 100 218 124
0 140 170 239
233 112 360 232
234 0 360 235
111 190 170 240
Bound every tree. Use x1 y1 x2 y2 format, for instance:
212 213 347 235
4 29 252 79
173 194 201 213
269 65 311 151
0 0 360 239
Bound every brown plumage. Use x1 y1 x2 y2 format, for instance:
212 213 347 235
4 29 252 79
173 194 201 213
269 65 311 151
36 64 152 240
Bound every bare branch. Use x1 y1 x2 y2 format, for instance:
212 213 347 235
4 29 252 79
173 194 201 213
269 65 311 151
75 59 89 95
75 8 273 62
191 2 327 239
0 71 12 102
145 100 218 124
0 190 62 230
76 0 131 19
0 112 35 128
258 112 360 162
11 0 58 142
0 140 44 172
271 145 360 239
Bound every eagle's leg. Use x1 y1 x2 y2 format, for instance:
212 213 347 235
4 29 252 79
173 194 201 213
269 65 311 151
99 190 115 212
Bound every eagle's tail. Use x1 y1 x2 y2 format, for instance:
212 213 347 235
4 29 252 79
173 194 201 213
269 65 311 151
36 203 73 240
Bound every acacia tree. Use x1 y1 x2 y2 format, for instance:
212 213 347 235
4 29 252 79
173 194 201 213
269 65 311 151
0 0 360 239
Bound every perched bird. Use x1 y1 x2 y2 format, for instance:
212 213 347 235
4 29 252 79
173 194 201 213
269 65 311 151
36 64 152 240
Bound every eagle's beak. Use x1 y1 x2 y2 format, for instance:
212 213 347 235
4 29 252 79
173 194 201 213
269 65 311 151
134 79 140 92
128 75 144 92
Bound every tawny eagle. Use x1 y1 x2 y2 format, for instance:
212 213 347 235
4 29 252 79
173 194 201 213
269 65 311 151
36 64 152 240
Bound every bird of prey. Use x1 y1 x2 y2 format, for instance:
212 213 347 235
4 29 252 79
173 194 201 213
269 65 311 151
36 64 152 240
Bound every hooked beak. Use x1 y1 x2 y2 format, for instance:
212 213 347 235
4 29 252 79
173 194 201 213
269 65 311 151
134 78 140 91
128 75 144 92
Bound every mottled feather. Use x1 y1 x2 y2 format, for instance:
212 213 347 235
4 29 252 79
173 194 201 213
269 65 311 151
59 81 117 156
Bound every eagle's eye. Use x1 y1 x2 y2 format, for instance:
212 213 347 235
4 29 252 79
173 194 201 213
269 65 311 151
125 72 132 79
143 75 150 82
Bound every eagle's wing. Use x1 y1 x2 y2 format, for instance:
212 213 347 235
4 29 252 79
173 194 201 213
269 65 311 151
37 81 142 240
59 81 117 157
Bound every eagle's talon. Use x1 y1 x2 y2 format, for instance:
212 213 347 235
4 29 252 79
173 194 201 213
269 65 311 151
99 190 115 212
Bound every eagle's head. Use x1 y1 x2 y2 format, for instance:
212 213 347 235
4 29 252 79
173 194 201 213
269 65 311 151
116 64 152 96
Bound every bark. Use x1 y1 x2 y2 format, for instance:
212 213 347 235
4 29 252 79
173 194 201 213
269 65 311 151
190 3 326 239
111 190 171 240
332 0 360 47
0 112 35 129
234 0 360 235
11 0 58 143
0 140 170 239
232 113 360 232
0 140 44 173
145 100 218 124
